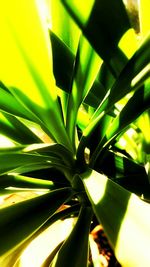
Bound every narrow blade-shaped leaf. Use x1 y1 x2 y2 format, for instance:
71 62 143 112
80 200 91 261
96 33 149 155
66 35 101 147
51 205 93 267
0 187 73 259
77 36 150 161
1 205 79 267
0 112 42 144
90 77 150 164
0 0 72 151
94 150 149 197
23 143 75 168
0 152 66 175
61 0 130 75
50 31 106 109
0 174 56 190
0 84 38 122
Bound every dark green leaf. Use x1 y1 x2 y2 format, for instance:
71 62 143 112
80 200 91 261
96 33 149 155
0 152 67 175
94 150 149 197
0 112 42 144
61 0 130 75
0 174 56 190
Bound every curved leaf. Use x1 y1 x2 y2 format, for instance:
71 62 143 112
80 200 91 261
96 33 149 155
61 0 130 75
77 35 150 162
48 0 80 123
0 205 79 267
0 112 42 144
0 187 73 260
94 150 149 197
0 174 56 190
90 77 150 165
0 84 38 121
0 152 67 175
50 31 109 109
66 35 101 148
23 143 75 168
0 0 72 151
51 205 93 267
80 169 150 266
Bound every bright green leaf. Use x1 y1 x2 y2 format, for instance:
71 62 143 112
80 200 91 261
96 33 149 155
0 0 72 151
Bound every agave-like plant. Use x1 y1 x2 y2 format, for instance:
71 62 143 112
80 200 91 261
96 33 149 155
0 0 150 266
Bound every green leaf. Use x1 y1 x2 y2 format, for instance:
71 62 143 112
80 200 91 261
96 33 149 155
77 35 150 162
51 205 93 267
9 163 54 177
77 107 90 132
90 77 150 165
79 169 150 266
49 0 80 53
0 205 79 267
0 112 42 144
48 0 80 124
0 174 56 190
61 0 130 75
23 143 75 168
37 204 80 240
110 81 150 137
0 188 49 197
0 84 38 121
86 34 150 129
50 30 74 96
66 35 101 147
98 62 115 93
84 80 106 108
107 34 150 106
50 31 108 109
136 110 150 155
87 113 113 155
94 150 149 197
0 0 72 151
0 146 24 153
0 152 67 175
0 187 73 259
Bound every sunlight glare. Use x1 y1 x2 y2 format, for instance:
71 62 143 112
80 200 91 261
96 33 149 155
115 194 150 266
83 170 107 205
19 218 75 267
0 135 15 147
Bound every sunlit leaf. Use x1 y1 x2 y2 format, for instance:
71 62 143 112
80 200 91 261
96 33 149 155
51 205 92 267
61 0 130 75
50 31 106 110
23 143 75 168
80 169 150 267
1 205 79 267
66 36 101 147
0 112 42 144
19 218 75 267
0 152 67 175
0 0 72 151
0 84 38 121
48 0 80 53
90 77 150 165
48 0 80 123
77 35 150 161
0 187 73 260
0 173 55 190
